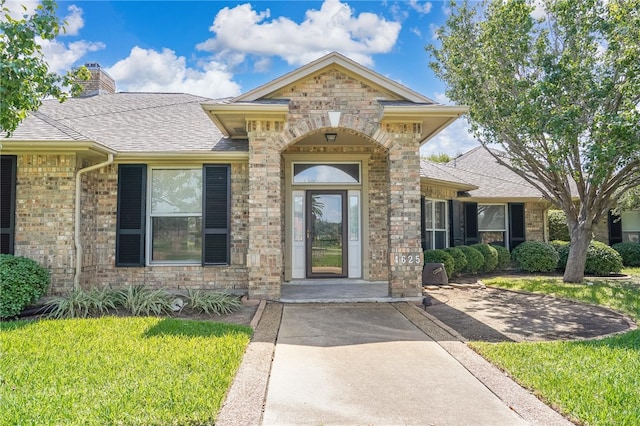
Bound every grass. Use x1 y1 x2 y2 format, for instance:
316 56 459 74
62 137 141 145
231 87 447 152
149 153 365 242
471 271 640 425
0 316 252 425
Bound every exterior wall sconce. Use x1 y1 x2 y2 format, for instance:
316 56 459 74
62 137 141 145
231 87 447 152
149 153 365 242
325 133 337 143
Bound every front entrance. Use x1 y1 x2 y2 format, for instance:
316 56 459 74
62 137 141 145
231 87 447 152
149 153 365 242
287 159 365 281
306 191 347 277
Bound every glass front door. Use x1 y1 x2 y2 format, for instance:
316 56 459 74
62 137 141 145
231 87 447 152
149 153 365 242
306 191 347 277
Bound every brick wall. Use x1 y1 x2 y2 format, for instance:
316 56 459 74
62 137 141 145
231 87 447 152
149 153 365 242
525 201 549 242
14 154 77 293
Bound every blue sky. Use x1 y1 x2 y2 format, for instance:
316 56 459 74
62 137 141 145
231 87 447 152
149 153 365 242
6 0 479 155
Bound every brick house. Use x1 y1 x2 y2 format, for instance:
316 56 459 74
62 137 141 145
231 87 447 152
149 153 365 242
1 52 468 299
420 147 551 251
420 147 640 250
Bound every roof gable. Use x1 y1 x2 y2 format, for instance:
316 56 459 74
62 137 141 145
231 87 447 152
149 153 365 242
235 52 434 104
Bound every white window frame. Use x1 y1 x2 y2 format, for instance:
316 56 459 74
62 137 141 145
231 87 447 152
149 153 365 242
478 203 508 247
147 167 203 265
621 210 640 243
292 162 361 185
424 198 448 250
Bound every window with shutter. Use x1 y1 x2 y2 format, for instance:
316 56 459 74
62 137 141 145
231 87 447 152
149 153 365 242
0 156 16 254
116 165 146 266
115 164 230 267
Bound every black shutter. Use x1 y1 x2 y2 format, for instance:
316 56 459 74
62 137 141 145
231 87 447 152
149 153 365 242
608 211 623 245
463 202 478 244
449 200 463 246
420 196 426 251
508 203 526 250
203 165 230 265
116 164 146 266
0 156 17 254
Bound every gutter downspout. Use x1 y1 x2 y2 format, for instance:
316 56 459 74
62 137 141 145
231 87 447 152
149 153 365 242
74 154 114 290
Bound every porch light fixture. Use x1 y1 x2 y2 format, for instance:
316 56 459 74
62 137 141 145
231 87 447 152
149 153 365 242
325 133 338 143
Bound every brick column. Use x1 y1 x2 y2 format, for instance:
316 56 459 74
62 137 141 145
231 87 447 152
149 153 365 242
386 132 423 297
247 126 283 299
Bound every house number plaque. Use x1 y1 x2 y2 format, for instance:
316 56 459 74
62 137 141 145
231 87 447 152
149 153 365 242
390 252 423 266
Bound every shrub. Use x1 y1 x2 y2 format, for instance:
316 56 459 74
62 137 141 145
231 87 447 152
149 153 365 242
443 247 467 276
470 243 499 272
585 241 623 275
46 287 121 319
457 246 484 274
548 210 570 241
490 244 511 270
511 241 559 272
119 285 174 316
423 249 455 278
557 241 624 275
187 290 243 315
550 240 570 254
612 242 640 267
0 254 50 319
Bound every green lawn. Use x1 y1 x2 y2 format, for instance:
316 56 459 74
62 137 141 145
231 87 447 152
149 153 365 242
0 317 252 425
472 272 640 425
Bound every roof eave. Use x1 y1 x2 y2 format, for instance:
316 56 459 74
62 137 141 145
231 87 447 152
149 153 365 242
116 151 249 164
421 177 478 191
0 140 116 156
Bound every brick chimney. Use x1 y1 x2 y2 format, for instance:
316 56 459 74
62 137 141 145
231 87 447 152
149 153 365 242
77 63 116 97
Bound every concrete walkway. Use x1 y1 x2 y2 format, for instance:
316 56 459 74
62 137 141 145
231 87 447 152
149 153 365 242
217 301 572 425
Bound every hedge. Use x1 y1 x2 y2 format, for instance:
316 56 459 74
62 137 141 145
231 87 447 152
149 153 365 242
490 244 511 270
511 241 559 272
548 210 570 241
470 243 499 272
423 249 455 278
457 246 484 274
612 242 640 267
557 241 623 275
443 247 467 276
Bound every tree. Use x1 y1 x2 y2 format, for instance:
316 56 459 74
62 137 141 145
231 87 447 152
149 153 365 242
0 0 89 136
428 0 640 282
424 153 453 163
612 185 640 216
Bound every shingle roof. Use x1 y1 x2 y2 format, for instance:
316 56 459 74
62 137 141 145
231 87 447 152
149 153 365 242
420 160 476 189
5 93 247 153
444 146 546 199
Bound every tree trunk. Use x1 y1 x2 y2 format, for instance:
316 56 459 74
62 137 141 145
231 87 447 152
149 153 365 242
563 221 592 283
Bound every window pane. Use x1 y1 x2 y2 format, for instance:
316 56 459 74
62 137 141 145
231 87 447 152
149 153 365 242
294 195 304 242
151 169 202 214
424 231 433 250
621 211 640 231
434 231 447 249
425 200 433 229
349 195 360 241
152 217 201 262
622 232 639 243
293 164 359 183
434 201 446 229
479 231 505 246
478 205 506 231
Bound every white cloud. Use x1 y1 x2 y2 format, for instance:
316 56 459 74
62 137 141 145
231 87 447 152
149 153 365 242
1 0 39 20
196 0 402 68
420 93 479 157
408 0 433 15
410 27 422 38
38 38 105 74
107 47 241 98
60 5 84 36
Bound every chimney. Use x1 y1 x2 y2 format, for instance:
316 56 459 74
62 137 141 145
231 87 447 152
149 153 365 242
77 63 116 97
